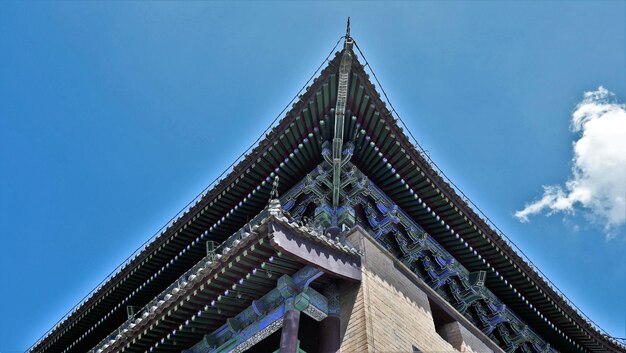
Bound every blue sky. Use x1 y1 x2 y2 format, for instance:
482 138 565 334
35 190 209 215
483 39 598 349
1 1 625 351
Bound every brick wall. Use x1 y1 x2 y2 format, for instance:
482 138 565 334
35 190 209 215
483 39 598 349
338 228 502 353
438 322 495 353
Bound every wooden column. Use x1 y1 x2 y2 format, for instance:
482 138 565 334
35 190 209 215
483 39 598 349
280 297 301 353
318 316 340 353
319 283 341 353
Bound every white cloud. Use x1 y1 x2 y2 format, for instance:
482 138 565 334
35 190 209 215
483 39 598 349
515 87 626 238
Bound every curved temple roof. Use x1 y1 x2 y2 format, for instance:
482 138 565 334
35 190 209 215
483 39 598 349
29 37 626 353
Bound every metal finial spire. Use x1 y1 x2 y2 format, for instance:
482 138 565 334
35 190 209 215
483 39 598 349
330 19 354 210
270 175 280 199
268 175 283 217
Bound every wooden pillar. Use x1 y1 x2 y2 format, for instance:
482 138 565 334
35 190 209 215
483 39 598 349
280 297 301 353
319 283 340 353
318 316 340 353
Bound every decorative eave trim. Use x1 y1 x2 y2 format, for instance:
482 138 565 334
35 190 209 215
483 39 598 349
88 213 359 353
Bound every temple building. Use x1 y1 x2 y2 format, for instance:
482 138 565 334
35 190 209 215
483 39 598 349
29 28 626 353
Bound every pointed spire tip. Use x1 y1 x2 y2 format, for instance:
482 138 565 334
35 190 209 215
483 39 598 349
344 17 353 51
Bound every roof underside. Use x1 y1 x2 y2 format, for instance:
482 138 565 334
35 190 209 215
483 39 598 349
31 48 624 353
87 216 358 353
